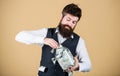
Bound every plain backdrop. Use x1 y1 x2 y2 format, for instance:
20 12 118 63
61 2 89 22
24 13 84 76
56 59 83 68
0 0 120 76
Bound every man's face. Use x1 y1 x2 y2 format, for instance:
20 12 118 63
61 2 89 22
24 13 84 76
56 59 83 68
58 13 79 38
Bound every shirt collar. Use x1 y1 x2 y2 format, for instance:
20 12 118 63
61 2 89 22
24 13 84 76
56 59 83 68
55 27 74 39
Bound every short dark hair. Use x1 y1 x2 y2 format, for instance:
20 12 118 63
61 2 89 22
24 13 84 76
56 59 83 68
62 3 82 21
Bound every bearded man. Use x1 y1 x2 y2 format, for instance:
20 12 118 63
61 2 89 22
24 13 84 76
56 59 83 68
15 3 91 76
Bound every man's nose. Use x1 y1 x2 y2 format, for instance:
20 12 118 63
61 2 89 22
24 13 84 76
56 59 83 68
68 21 73 27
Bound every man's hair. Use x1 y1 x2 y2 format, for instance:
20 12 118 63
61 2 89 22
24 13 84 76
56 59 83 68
62 3 82 21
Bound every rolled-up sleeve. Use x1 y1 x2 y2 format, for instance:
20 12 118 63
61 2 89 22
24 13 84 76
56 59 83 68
15 28 48 46
76 37 92 72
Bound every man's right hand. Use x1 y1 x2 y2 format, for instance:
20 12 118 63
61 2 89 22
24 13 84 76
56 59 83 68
44 38 59 49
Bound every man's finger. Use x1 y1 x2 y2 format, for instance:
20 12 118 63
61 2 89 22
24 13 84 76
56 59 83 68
44 38 59 49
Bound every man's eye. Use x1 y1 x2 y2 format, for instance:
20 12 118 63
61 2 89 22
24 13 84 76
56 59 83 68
73 21 77 24
66 19 70 21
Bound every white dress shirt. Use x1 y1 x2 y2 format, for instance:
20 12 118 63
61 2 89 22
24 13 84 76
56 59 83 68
15 28 91 72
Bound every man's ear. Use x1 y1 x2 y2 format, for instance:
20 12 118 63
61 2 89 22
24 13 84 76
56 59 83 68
60 13 64 20
58 14 64 22
60 13 62 18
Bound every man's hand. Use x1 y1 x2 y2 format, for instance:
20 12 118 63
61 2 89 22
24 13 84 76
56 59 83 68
44 38 59 49
66 56 79 72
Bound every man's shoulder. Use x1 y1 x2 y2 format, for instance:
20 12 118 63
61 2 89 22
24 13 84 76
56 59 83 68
73 33 85 41
73 32 80 38
48 27 56 29
47 28 56 32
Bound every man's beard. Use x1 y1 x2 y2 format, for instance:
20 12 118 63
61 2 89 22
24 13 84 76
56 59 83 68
58 23 74 38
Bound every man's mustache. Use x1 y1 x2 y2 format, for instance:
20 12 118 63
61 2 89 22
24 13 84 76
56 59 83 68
62 24 72 31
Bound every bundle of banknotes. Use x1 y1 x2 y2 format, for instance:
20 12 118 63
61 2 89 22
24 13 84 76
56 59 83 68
51 45 75 76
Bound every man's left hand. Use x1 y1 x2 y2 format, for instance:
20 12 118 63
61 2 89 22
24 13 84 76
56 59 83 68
66 56 79 72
